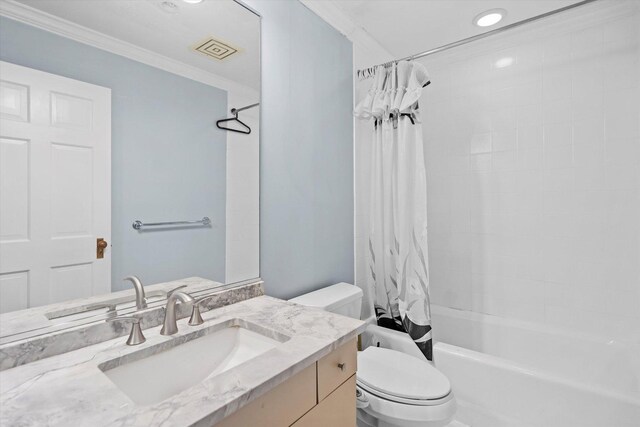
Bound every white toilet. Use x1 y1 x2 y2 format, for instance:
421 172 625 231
290 283 456 427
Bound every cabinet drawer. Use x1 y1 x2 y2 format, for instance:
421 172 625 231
213 363 316 427
317 338 357 401
292 375 356 427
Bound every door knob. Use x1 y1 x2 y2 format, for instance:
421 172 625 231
97 238 108 259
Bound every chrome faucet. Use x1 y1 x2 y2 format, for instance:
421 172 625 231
123 276 147 310
160 291 194 335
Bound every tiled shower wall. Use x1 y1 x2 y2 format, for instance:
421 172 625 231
355 0 639 341
420 1 639 341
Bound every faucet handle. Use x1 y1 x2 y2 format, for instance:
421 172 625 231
108 316 146 346
188 296 214 326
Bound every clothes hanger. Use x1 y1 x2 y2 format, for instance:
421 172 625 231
216 108 252 134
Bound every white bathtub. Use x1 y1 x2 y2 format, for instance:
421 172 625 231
430 305 640 427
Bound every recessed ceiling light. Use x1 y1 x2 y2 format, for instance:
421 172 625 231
474 9 506 27
182 0 204 4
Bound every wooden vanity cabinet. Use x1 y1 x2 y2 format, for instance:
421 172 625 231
213 338 357 427
290 376 356 427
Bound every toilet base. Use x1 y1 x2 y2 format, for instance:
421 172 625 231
357 406 455 427
356 390 456 427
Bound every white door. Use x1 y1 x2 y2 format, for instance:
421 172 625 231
0 61 111 313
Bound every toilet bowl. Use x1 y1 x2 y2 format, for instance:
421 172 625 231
355 347 455 427
290 283 457 427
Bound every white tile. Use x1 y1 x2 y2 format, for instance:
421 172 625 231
573 190 608 214
603 50 639 90
492 129 517 152
515 80 543 105
518 125 543 150
446 155 471 175
492 150 518 171
542 65 572 101
518 148 543 170
605 137 640 165
543 99 572 124
492 87 516 108
603 162 640 190
470 153 492 172
603 15 639 46
470 132 492 154
571 95 603 121
517 170 543 193
572 60 603 91
517 190 544 214
573 165 605 191
542 191 574 215
543 33 572 60
448 136 471 156
517 103 543 126
571 26 603 60
491 107 517 130
404 7 640 340
544 145 573 169
604 86 639 117
543 169 574 192
573 141 604 169
573 118 604 147
494 171 520 193
605 110 640 140
544 122 572 148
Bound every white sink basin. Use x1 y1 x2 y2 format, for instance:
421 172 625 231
99 320 287 405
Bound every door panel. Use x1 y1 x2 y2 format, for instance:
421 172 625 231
0 61 111 312
0 271 29 313
0 137 29 242
0 80 29 122
50 143 93 236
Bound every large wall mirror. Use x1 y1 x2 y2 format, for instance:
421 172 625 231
0 0 260 325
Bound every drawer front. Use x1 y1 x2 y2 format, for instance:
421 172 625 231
317 338 357 401
214 363 316 427
292 375 357 427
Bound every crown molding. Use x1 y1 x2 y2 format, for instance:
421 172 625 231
299 0 393 68
0 0 256 97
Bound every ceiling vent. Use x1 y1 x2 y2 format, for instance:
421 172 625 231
192 37 238 60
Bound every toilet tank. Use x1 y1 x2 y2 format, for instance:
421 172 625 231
289 283 363 319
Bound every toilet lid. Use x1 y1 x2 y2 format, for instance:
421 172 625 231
357 347 451 401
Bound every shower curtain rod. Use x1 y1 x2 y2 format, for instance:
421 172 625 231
357 0 599 77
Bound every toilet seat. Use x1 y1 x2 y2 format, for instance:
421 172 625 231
357 381 452 406
357 347 451 405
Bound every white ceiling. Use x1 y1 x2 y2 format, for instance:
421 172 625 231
328 0 584 59
15 0 260 90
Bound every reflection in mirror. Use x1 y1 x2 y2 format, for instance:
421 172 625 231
0 0 260 332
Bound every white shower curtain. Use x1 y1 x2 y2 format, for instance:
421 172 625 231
356 61 433 360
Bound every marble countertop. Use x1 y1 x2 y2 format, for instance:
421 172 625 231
0 295 366 426
0 280 264 371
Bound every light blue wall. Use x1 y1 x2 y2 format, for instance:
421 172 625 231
244 0 354 299
0 17 227 291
